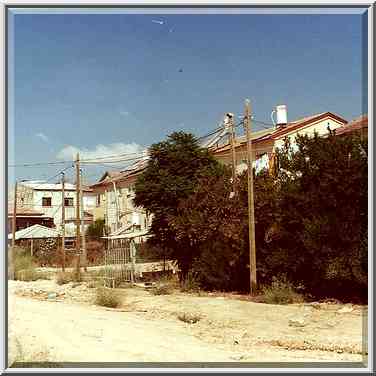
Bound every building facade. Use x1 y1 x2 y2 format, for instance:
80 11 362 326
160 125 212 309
16 181 96 236
90 158 151 235
211 111 348 173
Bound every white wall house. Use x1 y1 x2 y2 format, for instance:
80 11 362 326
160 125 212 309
212 111 348 173
17 181 95 236
90 158 151 237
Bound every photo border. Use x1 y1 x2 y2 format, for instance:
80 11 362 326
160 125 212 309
1 1 374 373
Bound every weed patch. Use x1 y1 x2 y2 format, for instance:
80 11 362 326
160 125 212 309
262 278 304 305
177 312 202 324
95 287 122 308
56 271 82 285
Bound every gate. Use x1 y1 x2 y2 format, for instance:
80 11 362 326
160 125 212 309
103 238 133 288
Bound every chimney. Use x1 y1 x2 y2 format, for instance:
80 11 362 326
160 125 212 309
273 105 288 128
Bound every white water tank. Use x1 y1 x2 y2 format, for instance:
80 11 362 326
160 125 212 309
223 112 234 126
275 105 287 127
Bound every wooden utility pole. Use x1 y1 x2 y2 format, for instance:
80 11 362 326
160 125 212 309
10 181 17 280
244 99 257 295
80 169 87 272
75 153 81 274
61 172 66 272
228 113 237 194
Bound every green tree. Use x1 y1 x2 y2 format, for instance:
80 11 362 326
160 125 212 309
270 132 368 300
170 168 279 292
134 131 221 280
86 219 108 240
168 131 367 300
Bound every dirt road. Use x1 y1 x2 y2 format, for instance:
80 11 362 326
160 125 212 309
8 280 367 366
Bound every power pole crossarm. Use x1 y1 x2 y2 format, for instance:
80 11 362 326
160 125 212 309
244 99 257 295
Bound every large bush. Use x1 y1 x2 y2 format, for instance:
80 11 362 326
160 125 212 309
134 131 222 280
266 133 368 300
169 132 368 301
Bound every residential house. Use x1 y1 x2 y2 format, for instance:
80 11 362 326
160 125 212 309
90 157 151 237
15 180 96 236
7 205 54 233
334 114 368 138
211 110 348 173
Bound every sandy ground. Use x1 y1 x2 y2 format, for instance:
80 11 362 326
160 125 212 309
8 279 368 367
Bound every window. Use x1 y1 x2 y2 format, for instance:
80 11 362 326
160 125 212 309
42 197 52 207
96 194 101 207
64 198 74 207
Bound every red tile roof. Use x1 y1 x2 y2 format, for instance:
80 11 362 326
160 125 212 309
7 205 46 217
270 112 347 139
212 111 348 155
334 115 368 136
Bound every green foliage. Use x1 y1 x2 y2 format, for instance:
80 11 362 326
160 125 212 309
13 247 34 272
180 271 201 293
167 132 367 301
135 242 165 263
12 247 44 281
268 133 368 300
95 287 122 308
171 168 250 292
151 284 173 295
86 219 109 240
134 131 222 279
86 241 104 265
262 277 304 305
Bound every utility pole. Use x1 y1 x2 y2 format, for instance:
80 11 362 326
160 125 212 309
80 169 87 272
61 172 66 272
228 113 237 194
244 99 257 295
105 188 109 250
75 153 81 275
10 181 17 280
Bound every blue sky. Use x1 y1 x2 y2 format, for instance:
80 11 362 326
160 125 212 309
8 9 367 185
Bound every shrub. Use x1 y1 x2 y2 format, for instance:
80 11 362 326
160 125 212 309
180 272 201 293
151 283 173 295
11 247 45 281
95 287 122 308
86 241 104 265
16 269 39 282
262 278 304 305
177 312 201 324
13 248 33 273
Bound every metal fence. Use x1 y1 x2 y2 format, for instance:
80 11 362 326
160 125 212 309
103 238 134 288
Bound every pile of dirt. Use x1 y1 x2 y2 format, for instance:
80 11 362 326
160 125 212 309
12 280 96 304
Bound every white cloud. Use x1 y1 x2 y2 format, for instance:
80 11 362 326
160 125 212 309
36 132 49 143
56 142 145 163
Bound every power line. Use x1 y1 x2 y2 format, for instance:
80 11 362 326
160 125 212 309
9 161 73 168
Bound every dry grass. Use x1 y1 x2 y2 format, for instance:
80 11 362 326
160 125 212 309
95 287 122 308
177 312 202 324
151 284 173 295
11 338 61 368
262 279 304 305
56 271 82 285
